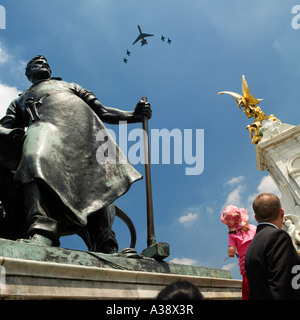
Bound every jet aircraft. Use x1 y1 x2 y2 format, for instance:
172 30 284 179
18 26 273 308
133 25 154 46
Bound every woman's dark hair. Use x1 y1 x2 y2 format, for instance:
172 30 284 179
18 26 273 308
157 280 204 300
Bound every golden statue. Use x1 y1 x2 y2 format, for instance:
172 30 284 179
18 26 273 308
218 75 280 144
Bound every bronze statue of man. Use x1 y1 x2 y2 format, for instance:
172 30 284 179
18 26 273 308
0 55 152 252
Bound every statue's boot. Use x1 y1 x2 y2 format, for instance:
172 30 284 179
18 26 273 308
21 182 60 247
78 204 118 254
17 233 54 246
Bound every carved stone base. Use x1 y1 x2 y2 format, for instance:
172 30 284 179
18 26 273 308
0 238 242 300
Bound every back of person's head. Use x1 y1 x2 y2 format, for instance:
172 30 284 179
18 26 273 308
157 280 204 300
252 193 281 223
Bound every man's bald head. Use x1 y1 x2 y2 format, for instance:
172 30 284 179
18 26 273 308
252 193 282 223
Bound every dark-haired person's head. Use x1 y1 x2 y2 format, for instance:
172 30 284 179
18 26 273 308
157 280 204 300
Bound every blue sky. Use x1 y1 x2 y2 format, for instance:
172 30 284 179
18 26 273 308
0 0 299 279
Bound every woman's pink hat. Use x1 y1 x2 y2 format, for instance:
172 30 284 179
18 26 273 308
221 205 249 232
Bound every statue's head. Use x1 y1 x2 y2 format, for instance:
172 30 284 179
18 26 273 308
25 55 52 83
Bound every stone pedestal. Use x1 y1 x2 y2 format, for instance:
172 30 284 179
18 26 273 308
0 239 242 300
256 121 300 249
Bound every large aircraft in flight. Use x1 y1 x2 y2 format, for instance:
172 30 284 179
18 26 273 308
133 25 154 46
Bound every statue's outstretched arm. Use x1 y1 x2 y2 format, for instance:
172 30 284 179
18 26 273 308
90 99 152 124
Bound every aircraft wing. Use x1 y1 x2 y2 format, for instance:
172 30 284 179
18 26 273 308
133 33 154 45
142 33 154 38
133 35 142 45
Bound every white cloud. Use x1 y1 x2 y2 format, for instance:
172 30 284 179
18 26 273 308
224 185 245 208
0 45 26 118
245 175 281 222
222 262 237 272
224 176 245 186
170 258 198 266
222 175 280 218
178 212 198 225
206 206 214 214
0 83 20 118
273 39 282 54
247 175 281 204
0 43 27 86
257 175 280 196
0 44 8 65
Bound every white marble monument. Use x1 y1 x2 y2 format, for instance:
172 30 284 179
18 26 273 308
255 119 300 250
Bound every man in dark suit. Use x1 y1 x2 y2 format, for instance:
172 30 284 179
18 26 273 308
245 193 300 300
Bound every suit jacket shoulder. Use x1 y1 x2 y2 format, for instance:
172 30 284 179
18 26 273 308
245 224 300 300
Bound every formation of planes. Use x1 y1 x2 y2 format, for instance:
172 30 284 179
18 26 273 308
160 35 172 44
123 25 172 63
123 50 130 63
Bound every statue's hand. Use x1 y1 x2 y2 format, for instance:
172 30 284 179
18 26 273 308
134 99 152 122
8 128 25 143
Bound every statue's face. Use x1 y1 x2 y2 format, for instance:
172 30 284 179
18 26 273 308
28 57 51 82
